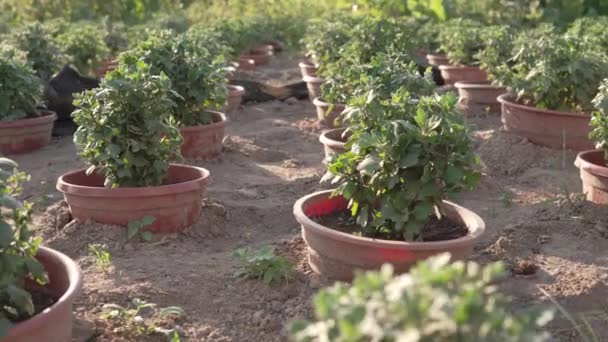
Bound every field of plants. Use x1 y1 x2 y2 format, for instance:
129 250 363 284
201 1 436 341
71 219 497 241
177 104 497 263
2 0 608 341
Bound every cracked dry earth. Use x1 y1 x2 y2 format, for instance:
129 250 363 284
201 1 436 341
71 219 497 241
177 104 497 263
12 65 608 342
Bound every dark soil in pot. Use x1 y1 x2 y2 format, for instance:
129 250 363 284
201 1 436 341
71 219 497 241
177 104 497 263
2 247 82 342
312 210 469 241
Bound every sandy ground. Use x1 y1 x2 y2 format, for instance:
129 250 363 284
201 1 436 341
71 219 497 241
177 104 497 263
11 57 608 341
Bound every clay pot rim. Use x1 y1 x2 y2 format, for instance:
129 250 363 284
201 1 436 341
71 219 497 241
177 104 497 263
575 150 608 178
0 110 57 128
6 246 82 338
303 75 325 83
179 111 228 132
237 57 255 66
497 94 589 118
293 190 485 249
227 84 245 96
312 97 346 108
319 128 347 147
454 81 505 90
57 163 210 198
438 64 482 71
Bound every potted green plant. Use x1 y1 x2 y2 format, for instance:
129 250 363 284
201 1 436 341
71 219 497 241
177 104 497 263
56 60 210 233
0 58 57 155
319 53 436 152
55 22 110 77
121 30 229 159
575 79 608 205
97 19 129 78
290 255 553 340
492 28 608 151
301 14 357 98
0 158 82 341
455 24 513 115
294 91 484 281
436 18 488 85
422 20 449 67
10 22 64 81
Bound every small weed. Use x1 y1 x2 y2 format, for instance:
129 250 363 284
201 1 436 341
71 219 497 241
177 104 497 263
88 243 111 273
233 246 293 285
498 189 515 207
101 298 185 341
127 216 155 241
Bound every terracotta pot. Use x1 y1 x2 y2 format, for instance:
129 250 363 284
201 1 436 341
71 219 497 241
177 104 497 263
0 111 57 155
293 190 485 281
299 61 318 78
226 85 245 113
313 98 345 128
239 50 272 66
250 44 274 55
454 81 506 115
303 75 325 102
57 164 210 233
319 128 347 158
180 111 228 159
2 247 82 342
497 94 593 151
95 59 118 78
426 53 450 67
237 57 256 70
438 65 488 85
575 150 608 205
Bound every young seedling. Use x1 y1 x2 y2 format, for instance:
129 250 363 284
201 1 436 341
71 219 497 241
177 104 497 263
127 216 156 242
233 246 292 285
101 298 185 341
88 243 111 273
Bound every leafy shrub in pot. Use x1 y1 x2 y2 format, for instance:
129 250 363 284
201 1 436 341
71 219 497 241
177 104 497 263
73 60 182 187
0 158 82 340
325 91 480 238
121 30 228 158
0 58 57 154
61 60 209 232
55 22 110 76
10 22 64 80
491 28 608 150
295 90 484 280
290 255 553 341
436 18 487 84
302 13 357 73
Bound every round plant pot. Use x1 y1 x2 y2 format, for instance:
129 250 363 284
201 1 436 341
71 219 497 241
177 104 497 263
239 51 272 66
574 150 608 205
303 76 325 102
497 94 593 151
0 111 57 155
2 247 82 342
426 54 450 67
293 190 485 281
57 164 210 233
454 81 506 115
237 57 256 70
299 61 318 78
319 128 347 158
180 111 228 159
438 65 488 85
226 85 245 113
313 98 345 129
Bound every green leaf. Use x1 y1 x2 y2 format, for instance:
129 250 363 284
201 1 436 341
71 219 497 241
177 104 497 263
140 231 154 242
0 221 13 248
140 216 156 227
